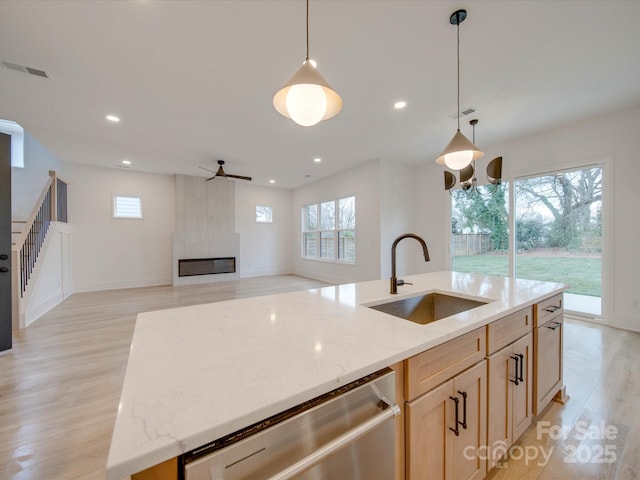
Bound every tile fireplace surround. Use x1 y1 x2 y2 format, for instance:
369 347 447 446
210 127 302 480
172 174 240 286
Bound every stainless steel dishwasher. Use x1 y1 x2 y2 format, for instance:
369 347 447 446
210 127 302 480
180 368 399 480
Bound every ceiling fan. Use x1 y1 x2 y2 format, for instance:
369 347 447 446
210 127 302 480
198 160 252 182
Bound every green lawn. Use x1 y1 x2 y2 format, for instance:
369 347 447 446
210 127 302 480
452 255 601 297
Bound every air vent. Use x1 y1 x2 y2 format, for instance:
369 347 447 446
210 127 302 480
2 60 49 78
448 107 476 119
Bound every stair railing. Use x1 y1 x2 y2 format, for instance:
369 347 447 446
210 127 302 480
12 170 68 298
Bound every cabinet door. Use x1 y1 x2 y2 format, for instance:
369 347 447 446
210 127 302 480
452 361 487 480
406 380 454 480
534 317 563 414
511 333 533 440
486 345 514 470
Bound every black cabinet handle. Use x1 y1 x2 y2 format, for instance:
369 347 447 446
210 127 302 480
510 355 520 385
544 305 561 313
457 391 468 430
449 396 460 436
0 267 8 273
0 253 8 260
517 353 525 382
546 321 562 331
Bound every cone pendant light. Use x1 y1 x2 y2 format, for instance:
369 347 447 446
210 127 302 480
436 9 483 170
273 0 342 127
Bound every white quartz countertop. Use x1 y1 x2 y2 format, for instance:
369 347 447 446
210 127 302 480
106 271 567 479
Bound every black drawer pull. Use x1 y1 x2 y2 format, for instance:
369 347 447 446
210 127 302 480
449 396 460 436
544 305 561 313
546 321 562 331
517 353 525 382
510 355 520 385
0 267 8 273
457 391 468 430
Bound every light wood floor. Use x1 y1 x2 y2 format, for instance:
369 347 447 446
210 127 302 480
1 279 639 480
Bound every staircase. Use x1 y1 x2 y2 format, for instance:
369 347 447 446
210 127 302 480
11 171 68 329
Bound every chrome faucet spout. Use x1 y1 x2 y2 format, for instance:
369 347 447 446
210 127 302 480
390 233 430 294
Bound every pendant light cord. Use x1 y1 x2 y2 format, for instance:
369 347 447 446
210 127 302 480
306 0 310 61
456 13 461 131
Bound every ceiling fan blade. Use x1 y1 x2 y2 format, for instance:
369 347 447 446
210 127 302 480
198 165 216 173
204 176 216 181
225 174 252 181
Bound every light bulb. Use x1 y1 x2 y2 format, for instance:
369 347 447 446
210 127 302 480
444 150 473 170
286 83 328 127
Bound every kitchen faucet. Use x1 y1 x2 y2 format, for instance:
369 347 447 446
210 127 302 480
390 233 430 294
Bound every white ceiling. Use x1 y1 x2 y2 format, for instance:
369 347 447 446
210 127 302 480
1 0 640 189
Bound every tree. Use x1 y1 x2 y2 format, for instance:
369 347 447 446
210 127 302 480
516 167 602 250
452 184 509 251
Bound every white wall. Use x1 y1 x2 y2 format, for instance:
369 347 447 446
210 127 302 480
66 164 175 292
292 160 381 284
379 160 431 279
11 132 65 219
235 183 292 277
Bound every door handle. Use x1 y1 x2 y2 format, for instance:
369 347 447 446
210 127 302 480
510 355 520 385
0 267 8 273
457 391 468 430
449 396 460 436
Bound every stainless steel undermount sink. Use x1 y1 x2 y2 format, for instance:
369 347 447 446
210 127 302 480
367 292 488 325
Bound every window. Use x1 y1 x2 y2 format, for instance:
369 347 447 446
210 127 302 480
302 196 355 262
113 194 142 219
256 205 273 223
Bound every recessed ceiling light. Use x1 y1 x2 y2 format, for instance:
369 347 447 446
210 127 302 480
394 101 407 110
121 159 131 165
269 179 276 184
106 115 120 122
313 157 322 163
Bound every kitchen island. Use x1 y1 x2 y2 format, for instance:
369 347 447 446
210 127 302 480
106 271 567 480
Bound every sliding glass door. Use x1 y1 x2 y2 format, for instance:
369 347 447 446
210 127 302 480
450 164 604 318
515 166 602 316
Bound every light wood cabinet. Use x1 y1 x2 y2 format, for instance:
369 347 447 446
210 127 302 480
533 294 565 415
406 360 487 480
486 332 533 469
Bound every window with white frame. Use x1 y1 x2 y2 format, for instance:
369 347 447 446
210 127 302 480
256 205 273 223
113 194 142 219
302 196 355 262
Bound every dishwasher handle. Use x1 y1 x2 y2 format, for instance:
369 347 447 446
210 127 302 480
266 401 401 480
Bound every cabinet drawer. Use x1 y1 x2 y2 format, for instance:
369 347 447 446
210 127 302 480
405 327 486 401
487 307 532 355
534 293 563 327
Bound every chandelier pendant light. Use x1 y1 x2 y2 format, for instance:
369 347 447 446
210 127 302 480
273 0 343 127
436 9 483 170
444 118 503 194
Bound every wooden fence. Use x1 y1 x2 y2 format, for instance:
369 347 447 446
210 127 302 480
451 234 493 256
